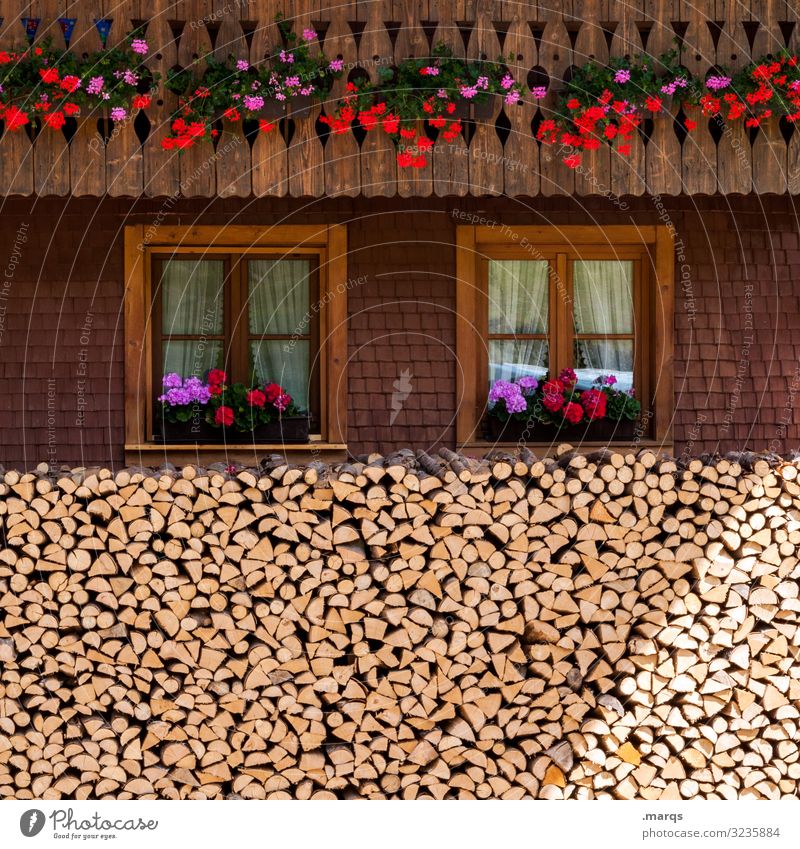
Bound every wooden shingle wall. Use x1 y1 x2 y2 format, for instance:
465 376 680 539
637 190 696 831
0 0 797 197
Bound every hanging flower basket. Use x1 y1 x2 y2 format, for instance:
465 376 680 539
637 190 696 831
289 94 314 118
156 416 218 443
471 94 497 122
262 99 286 120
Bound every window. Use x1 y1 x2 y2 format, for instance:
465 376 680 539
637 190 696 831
124 225 348 461
455 225 674 447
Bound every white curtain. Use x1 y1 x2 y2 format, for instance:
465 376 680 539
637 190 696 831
488 260 549 384
161 260 225 377
249 259 311 409
573 260 634 390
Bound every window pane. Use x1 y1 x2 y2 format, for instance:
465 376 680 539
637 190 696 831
163 340 223 378
573 339 634 391
161 260 225 335
249 259 311 335
250 340 310 410
489 339 549 385
488 260 549 335
573 259 633 334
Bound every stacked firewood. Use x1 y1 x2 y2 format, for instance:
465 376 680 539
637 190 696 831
0 445 798 799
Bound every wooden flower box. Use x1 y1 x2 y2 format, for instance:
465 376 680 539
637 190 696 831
487 417 636 443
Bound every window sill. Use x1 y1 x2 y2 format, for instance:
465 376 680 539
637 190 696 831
460 439 672 458
125 441 348 465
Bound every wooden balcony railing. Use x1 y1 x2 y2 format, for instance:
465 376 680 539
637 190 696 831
1 0 797 198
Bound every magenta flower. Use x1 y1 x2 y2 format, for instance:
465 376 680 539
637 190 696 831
504 90 521 106
130 39 148 55
284 75 301 88
517 376 539 393
110 107 126 121
303 28 317 42
531 86 547 99
329 58 344 72
280 50 294 64
500 74 515 90
706 75 732 91
87 76 104 95
460 85 477 99
614 69 631 84
243 95 265 111
236 59 249 71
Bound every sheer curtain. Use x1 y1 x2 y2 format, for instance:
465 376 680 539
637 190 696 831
161 260 225 378
488 260 549 384
249 259 311 409
573 260 634 390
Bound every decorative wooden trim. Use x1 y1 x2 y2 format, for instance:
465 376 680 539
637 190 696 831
124 223 349 454
455 224 675 448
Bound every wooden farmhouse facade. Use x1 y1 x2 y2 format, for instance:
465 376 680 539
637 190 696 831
0 0 797 468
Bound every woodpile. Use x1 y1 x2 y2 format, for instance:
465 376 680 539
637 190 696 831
0 445 799 799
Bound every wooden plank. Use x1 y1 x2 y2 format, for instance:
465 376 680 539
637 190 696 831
143 4 181 197
322 10 361 197
646 102 683 196
466 6 504 196
680 0 716 193
572 0 611 197
455 225 479 445
715 0 751 194
502 13 539 197
124 225 149 446
325 224 349 445
609 1 646 196
538 6 574 195
106 4 144 197
250 14 287 196
359 2 396 196
653 225 675 446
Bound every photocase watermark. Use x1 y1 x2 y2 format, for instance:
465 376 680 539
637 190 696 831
0 220 28 346
18 807 158 838
652 194 695 324
543 140 630 210
75 311 94 427
720 281 754 435
389 368 414 425
282 274 368 355
46 378 57 472
677 412 707 467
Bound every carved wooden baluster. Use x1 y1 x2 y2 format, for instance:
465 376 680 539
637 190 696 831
466 3 504 196
65 2 105 196
213 11 250 197
571 0 611 197
0 5 35 195
751 0 787 193
431 2 469 197
395 0 433 198
105 3 144 197
609 0 646 197
143 3 181 198
250 11 287 196
715 0 751 193
32 0 70 196
287 1 325 197
176 0 215 196
358 0 396 197
644 0 682 196
502 12 539 197
323 8 360 196
537 2 574 195
679 0 717 193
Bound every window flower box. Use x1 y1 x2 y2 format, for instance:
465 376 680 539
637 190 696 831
487 370 641 444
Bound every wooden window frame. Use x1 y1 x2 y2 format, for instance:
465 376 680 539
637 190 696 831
124 224 348 462
455 224 674 451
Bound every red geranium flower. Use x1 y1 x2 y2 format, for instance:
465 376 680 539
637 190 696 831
207 369 227 386
246 389 266 407
59 75 81 93
259 119 276 133
563 402 584 424
263 383 284 403
63 102 80 117
4 106 29 131
645 95 662 112
0 52 11 64
215 406 234 427
684 118 697 131
274 393 292 412
564 154 581 169
397 151 414 167
39 68 59 84
43 111 65 130
132 95 151 110
223 107 240 121
580 389 607 420
542 380 565 413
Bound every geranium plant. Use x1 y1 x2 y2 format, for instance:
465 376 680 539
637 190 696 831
488 369 641 427
206 370 303 432
537 50 700 168
158 373 212 423
163 16 342 149
700 53 800 128
0 32 155 132
322 41 530 168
